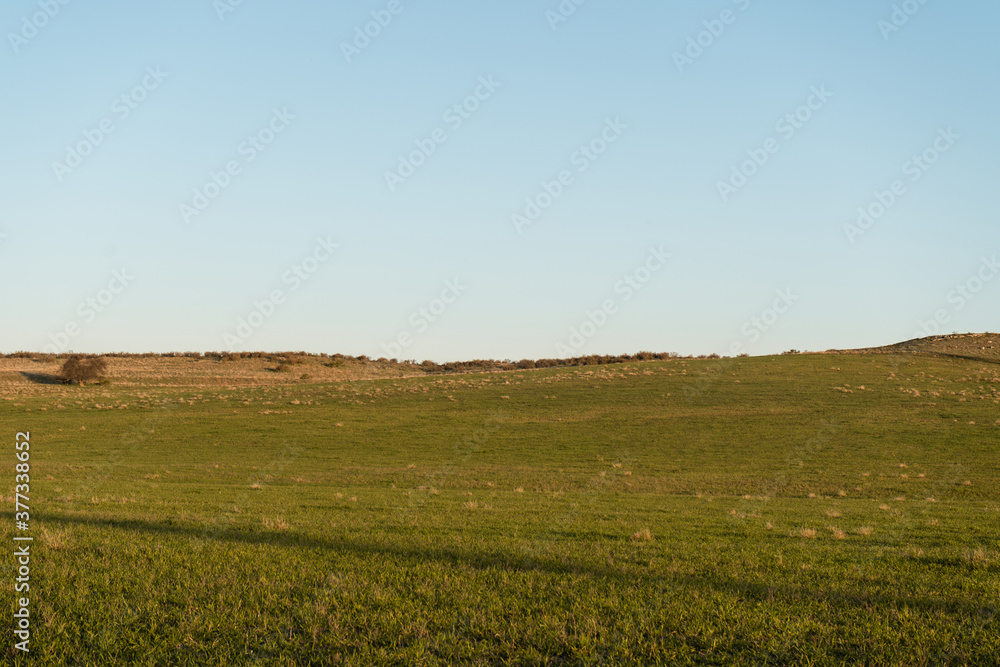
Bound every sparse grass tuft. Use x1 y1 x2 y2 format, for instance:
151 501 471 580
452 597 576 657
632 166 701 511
262 517 291 531
39 526 73 550
963 547 993 568
631 528 653 542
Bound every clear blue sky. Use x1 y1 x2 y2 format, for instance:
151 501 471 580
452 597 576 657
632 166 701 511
1 0 997 361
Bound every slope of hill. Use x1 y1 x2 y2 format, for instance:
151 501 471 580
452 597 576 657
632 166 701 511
826 332 1000 363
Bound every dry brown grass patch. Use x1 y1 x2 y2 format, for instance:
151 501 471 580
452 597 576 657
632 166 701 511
40 526 72 550
631 528 653 542
262 517 291 531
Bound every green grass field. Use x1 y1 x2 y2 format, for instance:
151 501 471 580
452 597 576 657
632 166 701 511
3 349 999 665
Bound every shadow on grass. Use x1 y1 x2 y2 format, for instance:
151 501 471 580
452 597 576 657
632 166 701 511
30 511 998 622
931 351 1000 366
19 371 66 385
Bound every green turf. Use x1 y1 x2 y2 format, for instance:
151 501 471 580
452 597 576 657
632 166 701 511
3 353 999 665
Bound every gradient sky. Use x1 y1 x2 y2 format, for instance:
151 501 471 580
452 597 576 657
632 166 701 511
1 0 997 361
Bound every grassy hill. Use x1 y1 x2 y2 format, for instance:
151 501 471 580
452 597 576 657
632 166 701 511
2 338 998 664
826 331 1000 363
